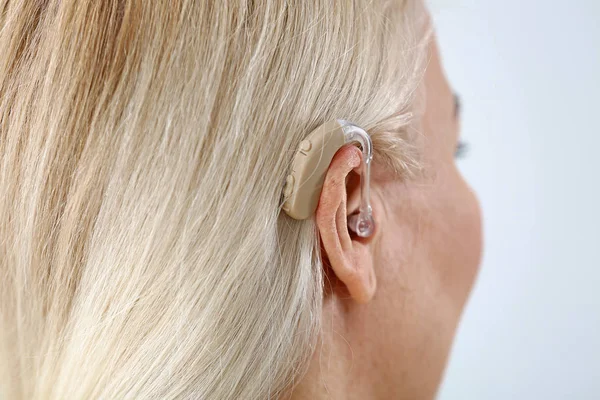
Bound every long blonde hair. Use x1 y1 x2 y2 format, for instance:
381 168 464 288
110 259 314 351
0 1 427 398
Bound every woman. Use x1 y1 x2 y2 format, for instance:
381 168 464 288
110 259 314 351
0 0 481 398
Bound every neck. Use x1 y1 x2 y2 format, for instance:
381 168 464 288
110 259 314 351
287 296 376 400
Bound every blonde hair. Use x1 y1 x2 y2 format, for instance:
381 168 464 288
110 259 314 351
0 1 427 398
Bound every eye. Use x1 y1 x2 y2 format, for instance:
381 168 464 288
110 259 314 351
455 140 469 159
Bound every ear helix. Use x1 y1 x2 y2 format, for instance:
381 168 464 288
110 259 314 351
282 119 375 238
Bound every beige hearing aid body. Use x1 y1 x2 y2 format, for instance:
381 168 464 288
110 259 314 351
282 120 346 219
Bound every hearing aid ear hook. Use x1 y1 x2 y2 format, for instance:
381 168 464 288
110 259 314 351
282 119 375 238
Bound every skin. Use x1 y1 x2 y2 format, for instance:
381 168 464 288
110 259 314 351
289 31 483 400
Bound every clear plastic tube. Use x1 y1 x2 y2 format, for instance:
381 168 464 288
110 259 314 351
337 119 375 238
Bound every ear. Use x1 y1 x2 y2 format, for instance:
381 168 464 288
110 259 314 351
316 144 376 304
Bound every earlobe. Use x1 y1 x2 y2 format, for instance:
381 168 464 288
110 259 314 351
316 145 377 304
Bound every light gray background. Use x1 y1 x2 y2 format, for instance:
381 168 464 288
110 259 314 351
428 1 600 399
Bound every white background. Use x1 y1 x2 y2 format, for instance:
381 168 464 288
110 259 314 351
428 1 600 399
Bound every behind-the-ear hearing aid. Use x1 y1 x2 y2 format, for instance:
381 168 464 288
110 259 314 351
282 119 375 238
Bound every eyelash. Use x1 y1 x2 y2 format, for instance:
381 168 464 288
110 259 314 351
455 141 469 159
454 93 462 119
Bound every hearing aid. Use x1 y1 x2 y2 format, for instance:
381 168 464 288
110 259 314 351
282 119 375 238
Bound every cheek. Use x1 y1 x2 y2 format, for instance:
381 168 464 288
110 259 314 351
437 169 482 308
377 165 482 312
364 172 482 397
